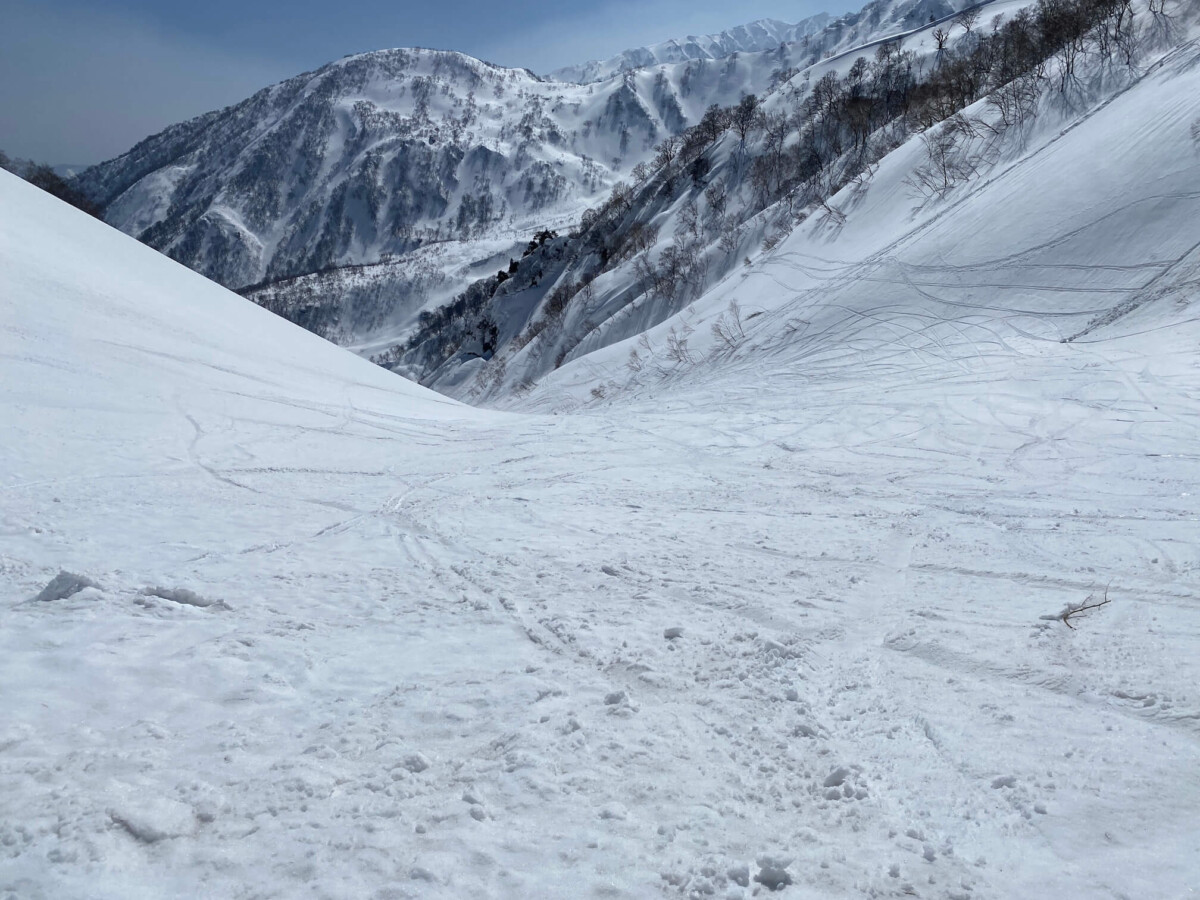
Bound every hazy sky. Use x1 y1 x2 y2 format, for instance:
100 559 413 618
0 0 854 165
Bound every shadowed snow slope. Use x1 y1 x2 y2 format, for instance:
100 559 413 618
3 80 1200 900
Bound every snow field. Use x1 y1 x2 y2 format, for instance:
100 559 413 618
4 17 1200 898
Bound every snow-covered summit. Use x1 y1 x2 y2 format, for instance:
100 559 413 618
72 44 726 295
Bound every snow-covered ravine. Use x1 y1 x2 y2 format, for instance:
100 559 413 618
3 130 1200 900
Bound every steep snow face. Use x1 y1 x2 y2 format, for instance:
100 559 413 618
5 120 1200 900
544 55 1200 406
547 15 832 84
0 169 460 424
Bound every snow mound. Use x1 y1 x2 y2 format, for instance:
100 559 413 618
108 795 196 844
142 586 228 610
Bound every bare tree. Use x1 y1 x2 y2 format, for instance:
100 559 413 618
731 94 761 146
718 221 740 256
955 7 980 33
652 134 681 170
704 182 728 219
664 325 694 365
987 73 1039 129
607 180 633 215
711 300 746 350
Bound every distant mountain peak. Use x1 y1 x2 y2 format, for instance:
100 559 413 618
547 14 832 84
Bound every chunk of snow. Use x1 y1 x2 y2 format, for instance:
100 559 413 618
823 766 850 787
35 571 97 602
142 586 228 609
402 753 431 773
108 797 195 843
754 855 794 891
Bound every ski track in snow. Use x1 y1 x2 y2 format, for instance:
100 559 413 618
3 295 1199 897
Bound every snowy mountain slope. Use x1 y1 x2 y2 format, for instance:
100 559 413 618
68 47 762 347
398 0 1191 403
547 15 832 84
380 0 1036 396
6 45 1200 892
76 49 647 290
77 42 818 293
525 16 1200 404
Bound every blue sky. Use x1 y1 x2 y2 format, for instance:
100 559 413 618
0 0 851 165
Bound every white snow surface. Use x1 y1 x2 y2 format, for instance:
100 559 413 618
5 44 1200 897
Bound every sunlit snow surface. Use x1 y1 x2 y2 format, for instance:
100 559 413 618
3 36 1200 900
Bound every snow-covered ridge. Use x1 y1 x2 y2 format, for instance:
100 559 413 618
546 15 832 84
74 45 734 293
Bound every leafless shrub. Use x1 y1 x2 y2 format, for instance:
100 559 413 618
711 299 746 351
675 200 701 242
782 317 810 336
664 325 694 365
628 222 659 257
718 221 741 255
579 278 597 309
907 114 981 200
652 134 681 170
988 73 1040 129
1041 584 1113 629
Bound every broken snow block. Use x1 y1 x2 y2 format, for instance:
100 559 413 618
754 855 794 891
35 571 98 602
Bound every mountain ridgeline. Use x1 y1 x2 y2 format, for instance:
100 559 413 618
546 16 834 84
73 0 1161 397
72 0 977 349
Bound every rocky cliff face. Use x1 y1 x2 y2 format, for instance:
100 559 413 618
77 49 666 291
